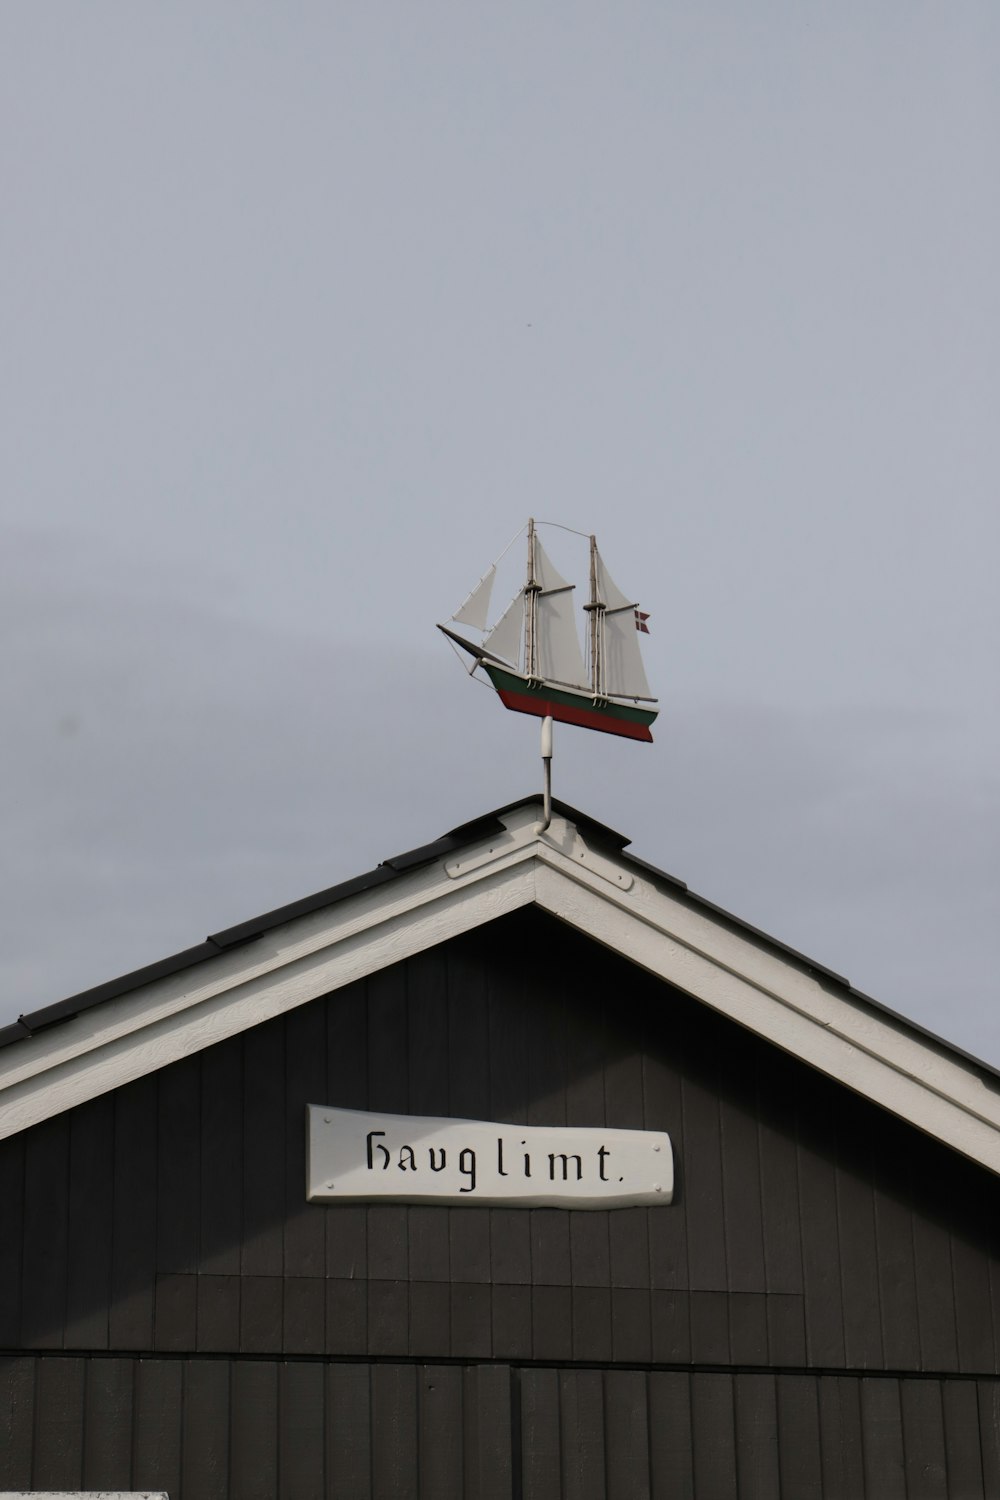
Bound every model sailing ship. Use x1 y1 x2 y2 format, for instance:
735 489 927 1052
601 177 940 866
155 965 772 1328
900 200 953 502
438 520 658 742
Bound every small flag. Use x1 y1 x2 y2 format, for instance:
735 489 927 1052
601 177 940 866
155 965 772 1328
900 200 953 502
635 609 650 634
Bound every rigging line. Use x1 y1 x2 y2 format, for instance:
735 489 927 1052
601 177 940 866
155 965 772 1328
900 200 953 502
534 520 592 540
443 635 495 685
450 523 527 620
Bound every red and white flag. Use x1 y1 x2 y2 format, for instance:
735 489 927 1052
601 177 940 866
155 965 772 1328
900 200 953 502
634 609 650 634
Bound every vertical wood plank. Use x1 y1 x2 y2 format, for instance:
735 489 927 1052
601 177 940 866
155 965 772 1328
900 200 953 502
733 1373 779 1500
230 1358 279 1500
21 1118 69 1348
570 1211 611 1291
327 1363 372 1500
240 1275 283 1353
154 1272 197 1352
860 1376 906 1500
650 1289 691 1364
756 1047 806 1366
283 1001 328 1278
559 1369 605 1500
681 1067 727 1292
492 1283 531 1362
728 1292 767 1366
182 1358 230 1500
448 940 494 1301
409 1205 450 1283
199 1038 244 1276
32 1356 85 1488
835 1110 884 1370
648 1372 693 1500
817 1375 865 1499
571 1285 612 1363
418 1363 464 1500
611 1287 652 1364
870 1112 920 1371
367 968 410 1289
643 1010 689 1297
279 1360 325 1500
976 1380 1000 1494
795 1074 846 1368
606 1014 649 1294
133 1358 183 1498
463 1364 513 1500
156 1055 201 1274
520 1368 561 1500
325 1279 367 1356
371 1363 418 1500
242 1022 286 1278
326 981 369 1279
530 1208 572 1287
689 1291 729 1365
283 1275 325 1355
604 1369 651 1500
196 1274 241 1353
940 1379 986 1497
900 1378 948 1500
525 953 570 1304
775 1374 823 1500
690 1373 738 1500
488 948 531 1303
531 1285 572 1362
0 1138 24 1345
0 1357 35 1489
450 1282 492 1359
368 1280 409 1357
409 1281 451 1358
110 1076 158 1350
718 1033 766 1297
912 1207 960 1372
64 1096 114 1349
950 1224 996 1375
407 947 451 1117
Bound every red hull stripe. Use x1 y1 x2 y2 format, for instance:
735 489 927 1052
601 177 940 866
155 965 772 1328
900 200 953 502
497 688 654 742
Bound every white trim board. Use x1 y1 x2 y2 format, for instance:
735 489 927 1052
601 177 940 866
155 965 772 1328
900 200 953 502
2 803 999 1175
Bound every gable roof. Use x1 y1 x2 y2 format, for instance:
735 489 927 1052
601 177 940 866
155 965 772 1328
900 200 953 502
2 795 999 1175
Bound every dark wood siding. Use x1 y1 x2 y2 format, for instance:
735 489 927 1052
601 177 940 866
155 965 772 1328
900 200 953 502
2 907 1000 1495
4 1354 1000 1498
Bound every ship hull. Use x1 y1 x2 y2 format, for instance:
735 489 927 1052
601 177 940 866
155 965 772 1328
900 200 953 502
483 664 656 742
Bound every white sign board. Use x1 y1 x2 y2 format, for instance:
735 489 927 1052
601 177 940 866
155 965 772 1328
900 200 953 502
306 1104 673 1208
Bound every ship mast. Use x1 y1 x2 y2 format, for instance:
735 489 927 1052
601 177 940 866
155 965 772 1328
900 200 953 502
524 517 540 680
586 532 604 698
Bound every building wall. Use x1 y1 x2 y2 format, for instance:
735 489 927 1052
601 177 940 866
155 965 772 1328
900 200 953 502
2 907 1000 1494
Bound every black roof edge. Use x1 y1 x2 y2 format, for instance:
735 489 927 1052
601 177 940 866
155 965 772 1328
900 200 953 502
17 943 228 1037
2 792 997 1090
0 1020 32 1047
381 814 508 873
208 865 397 948
0 811 514 1053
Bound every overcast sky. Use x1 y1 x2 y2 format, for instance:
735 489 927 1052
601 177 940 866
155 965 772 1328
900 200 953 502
3 5 998 1063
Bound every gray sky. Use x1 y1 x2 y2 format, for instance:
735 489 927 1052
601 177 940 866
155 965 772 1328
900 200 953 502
3 5 998 1061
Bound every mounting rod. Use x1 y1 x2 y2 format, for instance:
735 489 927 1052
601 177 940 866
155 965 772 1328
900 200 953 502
536 715 554 834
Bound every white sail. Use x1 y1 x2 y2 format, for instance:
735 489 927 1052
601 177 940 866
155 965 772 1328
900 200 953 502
594 548 633 611
536 588 587 687
603 606 651 699
533 538 572 594
483 593 523 668
452 566 495 630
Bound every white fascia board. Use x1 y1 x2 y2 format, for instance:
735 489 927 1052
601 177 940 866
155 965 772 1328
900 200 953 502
530 844 1000 1176
2 803 999 1178
0 844 537 1142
